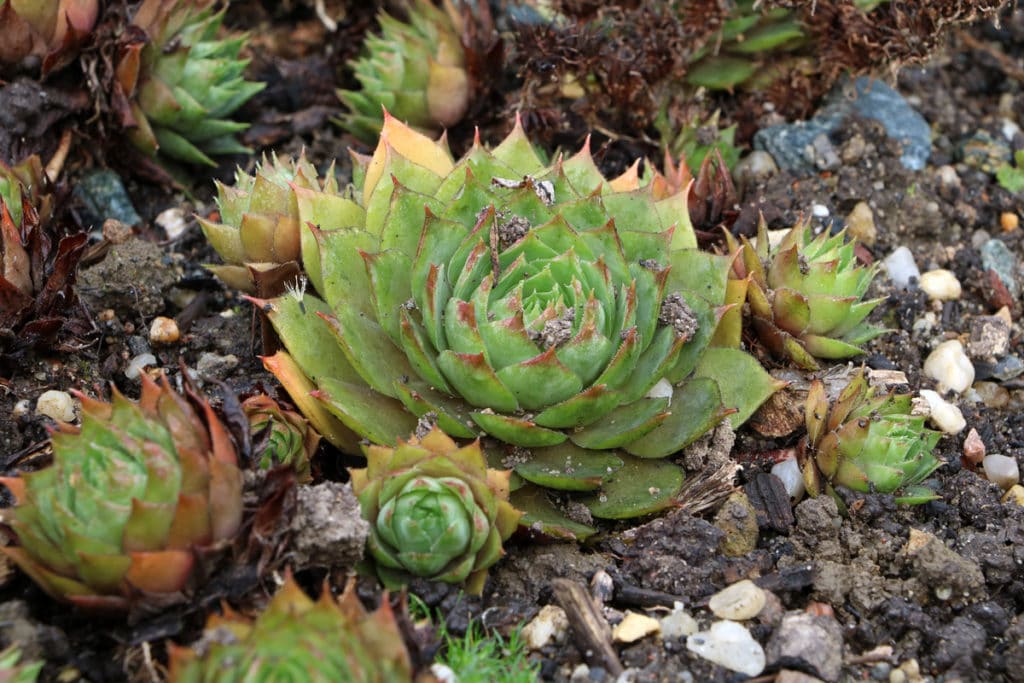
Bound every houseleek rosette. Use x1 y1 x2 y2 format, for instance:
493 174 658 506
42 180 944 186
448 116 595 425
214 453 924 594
337 0 468 142
257 113 779 523
725 217 887 370
168 573 415 682
0 374 244 610
198 152 338 294
801 368 943 504
243 394 319 483
350 426 520 594
116 0 264 166
0 0 98 73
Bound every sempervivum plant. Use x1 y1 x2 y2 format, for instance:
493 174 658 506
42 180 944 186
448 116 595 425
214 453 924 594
243 394 319 484
168 573 420 682
0 152 89 361
350 426 520 593
800 368 942 505
198 152 338 295
116 0 264 166
724 217 887 370
0 374 244 610
256 114 779 523
0 0 98 73
337 0 469 142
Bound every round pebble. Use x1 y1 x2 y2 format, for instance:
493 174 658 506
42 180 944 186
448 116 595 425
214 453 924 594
771 457 805 501
883 246 920 289
845 201 877 245
660 603 699 640
35 390 76 423
962 428 986 467
982 454 1020 490
918 389 966 434
923 340 975 394
149 316 180 344
1000 211 1019 233
520 605 568 651
1001 484 1024 506
687 620 766 677
973 381 1010 409
918 269 962 301
125 353 157 379
708 580 767 621
11 399 31 420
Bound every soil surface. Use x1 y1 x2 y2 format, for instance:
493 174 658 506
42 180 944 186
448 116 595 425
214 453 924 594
1 3 1023 683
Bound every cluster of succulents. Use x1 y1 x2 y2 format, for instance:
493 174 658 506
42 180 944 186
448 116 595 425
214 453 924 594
0 0 98 74
167 573 419 682
724 218 887 370
199 152 338 295
243 394 319 483
351 427 520 594
256 113 779 527
337 0 469 143
116 0 265 166
0 374 243 610
800 367 943 504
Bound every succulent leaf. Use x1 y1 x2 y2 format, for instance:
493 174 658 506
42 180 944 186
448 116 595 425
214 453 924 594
350 427 520 594
243 394 320 483
0 374 243 610
0 645 42 683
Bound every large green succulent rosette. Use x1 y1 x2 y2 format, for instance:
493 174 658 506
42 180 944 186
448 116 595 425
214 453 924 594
259 114 779 524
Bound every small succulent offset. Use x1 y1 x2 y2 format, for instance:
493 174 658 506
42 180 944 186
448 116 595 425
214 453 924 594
0 374 244 610
116 0 264 166
199 152 338 295
350 426 520 594
800 368 942 505
725 218 887 370
0 154 88 359
243 394 319 483
0 0 98 74
0 646 42 683
256 114 779 521
168 573 420 682
337 0 468 143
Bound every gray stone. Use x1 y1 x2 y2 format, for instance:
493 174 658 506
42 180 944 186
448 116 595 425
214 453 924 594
765 611 844 681
980 238 1020 296
289 481 370 570
958 130 1013 174
196 351 239 380
968 316 1011 360
755 77 931 174
73 169 142 227
975 355 1024 382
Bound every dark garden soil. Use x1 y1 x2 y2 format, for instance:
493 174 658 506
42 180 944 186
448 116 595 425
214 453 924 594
1 2 1024 682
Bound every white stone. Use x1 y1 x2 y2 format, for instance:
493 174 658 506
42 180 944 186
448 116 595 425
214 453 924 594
918 269 962 301
149 316 180 344
156 207 188 240
125 353 157 379
884 247 920 290
35 390 76 423
1002 117 1022 141
935 165 961 190
520 605 568 650
660 602 699 640
11 399 31 420
708 580 767 621
917 389 966 434
923 340 975 394
983 454 1020 490
613 611 661 643
430 664 457 683
687 620 766 677
771 457 805 501
811 204 830 217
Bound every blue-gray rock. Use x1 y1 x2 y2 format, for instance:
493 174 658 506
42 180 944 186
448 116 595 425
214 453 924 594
754 76 931 174
958 131 1013 174
73 169 142 228
980 238 1020 296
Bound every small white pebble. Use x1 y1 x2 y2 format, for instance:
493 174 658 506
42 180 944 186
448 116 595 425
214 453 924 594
35 390 76 423
811 203 830 217
917 389 966 434
771 457 805 500
687 621 766 677
935 165 961 189
149 316 180 344
660 602 699 640
708 580 767 621
613 611 661 643
11 399 31 420
156 207 189 240
125 353 158 379
983 454 1020 490
918 269 962 301
520 605 568 651
884 247 921 290
923 340 975 394
430 664 457 683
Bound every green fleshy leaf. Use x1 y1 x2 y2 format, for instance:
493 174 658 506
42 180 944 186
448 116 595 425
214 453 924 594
514 442 622 491
580 456 684 519
693 347 783 427
509 485 596 541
